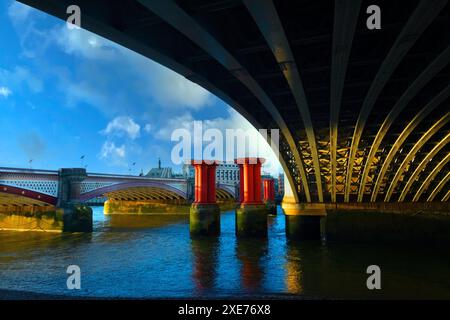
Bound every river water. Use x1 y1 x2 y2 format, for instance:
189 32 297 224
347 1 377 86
0 206 449 299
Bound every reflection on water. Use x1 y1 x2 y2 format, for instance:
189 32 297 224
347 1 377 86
191 238 219 291
285 245 303 295
236 239 267 291
0 206 450 299
105 214 188 229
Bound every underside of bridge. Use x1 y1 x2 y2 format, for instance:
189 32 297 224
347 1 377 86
0 192 55 213
82 186 233 203
20 0 450 205
99 186 235 214
105 187 186 202
0 190 89 232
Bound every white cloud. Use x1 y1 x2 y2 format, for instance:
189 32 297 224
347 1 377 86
8 2 33 23
144 124 152 133
0 66 43 94
53 25 213 110
0 86 12 98
101 116 140 140
99 141 126 166
156 113 194 140
141 61 213 110
12 66 43 93
55 25 120 61
7 6 214 113
157 108 283 175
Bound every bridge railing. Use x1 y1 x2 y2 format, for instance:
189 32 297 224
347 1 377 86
0 167 58 175
0 167 188 182
85 172 187 182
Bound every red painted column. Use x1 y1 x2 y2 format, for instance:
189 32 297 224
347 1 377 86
239 164 244 203
244 163 254 203
254 162 262 203
207 165 216 203
192 160 218 204
195 165 199 201
236 158 265 205
202 165 209 203
263 179 275 202
263 179 269 201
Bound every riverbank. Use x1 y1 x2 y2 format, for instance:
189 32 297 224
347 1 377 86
0 289 86 300
0 288 310 300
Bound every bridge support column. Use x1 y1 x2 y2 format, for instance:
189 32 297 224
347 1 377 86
263 178 276 215
190 161 220 236
282 182 325 240
57 168 92 232
235 158 267 237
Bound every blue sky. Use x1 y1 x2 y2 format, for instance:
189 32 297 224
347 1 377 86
0 1 282 175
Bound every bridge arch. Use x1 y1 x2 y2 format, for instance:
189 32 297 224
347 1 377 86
78 181 187 202
19 0 450 204
216 184 236 200
0 184 57 206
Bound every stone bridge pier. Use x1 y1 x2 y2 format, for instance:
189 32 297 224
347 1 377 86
56 168 93 232
282 183 326 241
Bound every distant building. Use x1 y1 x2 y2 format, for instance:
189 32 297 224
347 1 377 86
183 164 195 179
277 173 285 197
183 163 239 185
216 163 240 185
146 158 173 178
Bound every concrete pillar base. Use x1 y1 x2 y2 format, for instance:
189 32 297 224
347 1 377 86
0 204 92 232
190 203 220 236
282 197 326 240
104 199 190 214
285 215 323 240
235 203 268 237
265 201 277 215
61 204 93 232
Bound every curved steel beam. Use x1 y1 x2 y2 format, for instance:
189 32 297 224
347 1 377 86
139 0 311 202
0 184 57 205
442 189 450 201
216 188 233 199
244 0 334 202
371 85 450 201
0 191 55 207
344 0 447 202
329 0 362 202
358 46 450 201
20 0 300 203
385 112 450 201
123 188 176 200
428 171 450 201
216 184 236 197
216 189 225 199
80 182 187 200
413 152 450 201
398 132 450 201
142 188 172 200
143 188 174 200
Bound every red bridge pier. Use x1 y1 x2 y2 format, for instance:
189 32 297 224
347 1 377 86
263 178 277 215
189 160 220 236
235 158 267 237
